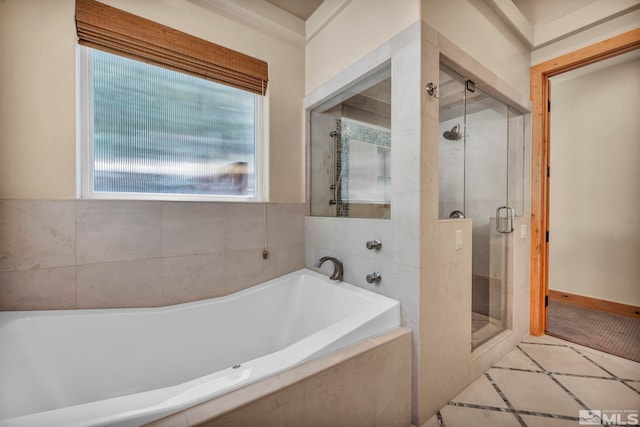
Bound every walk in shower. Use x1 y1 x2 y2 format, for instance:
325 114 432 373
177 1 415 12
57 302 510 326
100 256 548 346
438 64 525 349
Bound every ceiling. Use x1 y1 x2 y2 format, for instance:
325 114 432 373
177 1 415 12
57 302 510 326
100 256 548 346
264 0 324 20
265 0 620 29
511 0 601 27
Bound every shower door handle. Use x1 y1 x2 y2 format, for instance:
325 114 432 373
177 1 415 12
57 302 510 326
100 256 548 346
496 206 514 233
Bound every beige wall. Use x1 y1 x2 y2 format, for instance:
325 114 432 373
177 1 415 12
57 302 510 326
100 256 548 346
305 0 420 94
0 0 77 199
0 0 305 202
305 0 531 98
549 54 640 306
422 0 531 98
531 9 640 66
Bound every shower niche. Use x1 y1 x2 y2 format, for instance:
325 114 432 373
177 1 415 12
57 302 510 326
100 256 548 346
309 65 391 219
438 64 526 349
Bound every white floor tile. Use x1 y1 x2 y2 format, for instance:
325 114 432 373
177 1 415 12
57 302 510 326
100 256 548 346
556 375 640 412
420 414 441 427
519 343 612 377
583 353 640 381
433 335 639 427
494 347 541 371
519 414 578 427
449 374 508 409
487 368 584 417
440 405 521 427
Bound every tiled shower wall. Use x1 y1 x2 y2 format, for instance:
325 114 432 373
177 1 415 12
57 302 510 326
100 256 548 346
0 200 305 311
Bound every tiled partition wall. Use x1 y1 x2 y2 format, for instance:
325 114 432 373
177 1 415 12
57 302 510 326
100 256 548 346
0 200 305 311
304 22 424 422
304 21 532 426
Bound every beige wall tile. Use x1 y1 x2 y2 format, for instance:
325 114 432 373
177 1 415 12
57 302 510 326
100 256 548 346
391 191 420 268
161 202 226 257
162 253 226 304
225 203 265 251
198 388 296 427
2 199 306 310
143 412 188 427
76 201 161 265
77 259 164 308
273 244 304 277
151 329 412 427
0 200 75 272
225 249 277 294
266 203 305 248
0 266 76 310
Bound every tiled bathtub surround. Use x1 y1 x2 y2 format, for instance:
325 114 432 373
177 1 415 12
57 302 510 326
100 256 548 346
147 328 413 427
0 200 305 311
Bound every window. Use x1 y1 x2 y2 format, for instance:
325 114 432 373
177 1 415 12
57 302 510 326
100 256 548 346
79 48 261 199
76 0 268 200
340 118 391 204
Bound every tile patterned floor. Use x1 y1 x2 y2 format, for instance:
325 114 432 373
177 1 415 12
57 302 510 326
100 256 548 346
424 334 640 426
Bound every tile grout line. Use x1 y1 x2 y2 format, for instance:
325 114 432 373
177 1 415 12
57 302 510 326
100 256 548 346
492 366 545 374
568 346 640 396
439 339 639 425
447 401 579 421
493 365 638 382
484 372 528 426
517 345 593 413
520 341 569 347
620 380 640 395
515 345 549 372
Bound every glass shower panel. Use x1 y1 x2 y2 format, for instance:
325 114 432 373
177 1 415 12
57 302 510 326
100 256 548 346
466 87 510 349
438 63 525 349
438 65 466 220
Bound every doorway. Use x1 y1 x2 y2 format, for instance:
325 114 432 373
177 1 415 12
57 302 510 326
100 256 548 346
529 28 640 337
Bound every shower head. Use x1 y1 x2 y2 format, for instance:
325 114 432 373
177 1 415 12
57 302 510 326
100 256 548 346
443 124 463 141
329 131 338 137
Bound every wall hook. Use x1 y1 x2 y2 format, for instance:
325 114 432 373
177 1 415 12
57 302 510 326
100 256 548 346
426 82 439 98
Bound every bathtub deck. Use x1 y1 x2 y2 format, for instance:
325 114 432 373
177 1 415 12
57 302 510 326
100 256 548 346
145 327 413 427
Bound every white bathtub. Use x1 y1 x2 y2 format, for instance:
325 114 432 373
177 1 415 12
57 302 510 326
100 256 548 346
0 269 400 426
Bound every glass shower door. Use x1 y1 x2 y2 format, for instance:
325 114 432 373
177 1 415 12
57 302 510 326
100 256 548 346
465 86 512 349
438 64 524 349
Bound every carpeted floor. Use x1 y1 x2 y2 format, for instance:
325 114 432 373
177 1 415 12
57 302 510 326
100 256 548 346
547 300 640 363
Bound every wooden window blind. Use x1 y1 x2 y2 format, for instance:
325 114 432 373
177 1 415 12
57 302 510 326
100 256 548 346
75 0 268 95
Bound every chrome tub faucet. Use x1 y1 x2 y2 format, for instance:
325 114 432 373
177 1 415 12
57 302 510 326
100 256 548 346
314 257 344 281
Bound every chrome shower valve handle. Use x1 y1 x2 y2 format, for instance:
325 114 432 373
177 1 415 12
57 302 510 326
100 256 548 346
366 272 381 284
365 239 382 250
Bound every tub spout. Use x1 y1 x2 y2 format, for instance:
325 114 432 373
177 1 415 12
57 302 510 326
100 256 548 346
314 257 344 281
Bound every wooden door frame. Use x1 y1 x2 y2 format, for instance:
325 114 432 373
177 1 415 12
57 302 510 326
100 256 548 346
529 28 640 336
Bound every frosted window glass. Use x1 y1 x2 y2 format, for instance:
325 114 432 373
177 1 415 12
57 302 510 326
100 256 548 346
340 118 391 203
91 49 257 196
